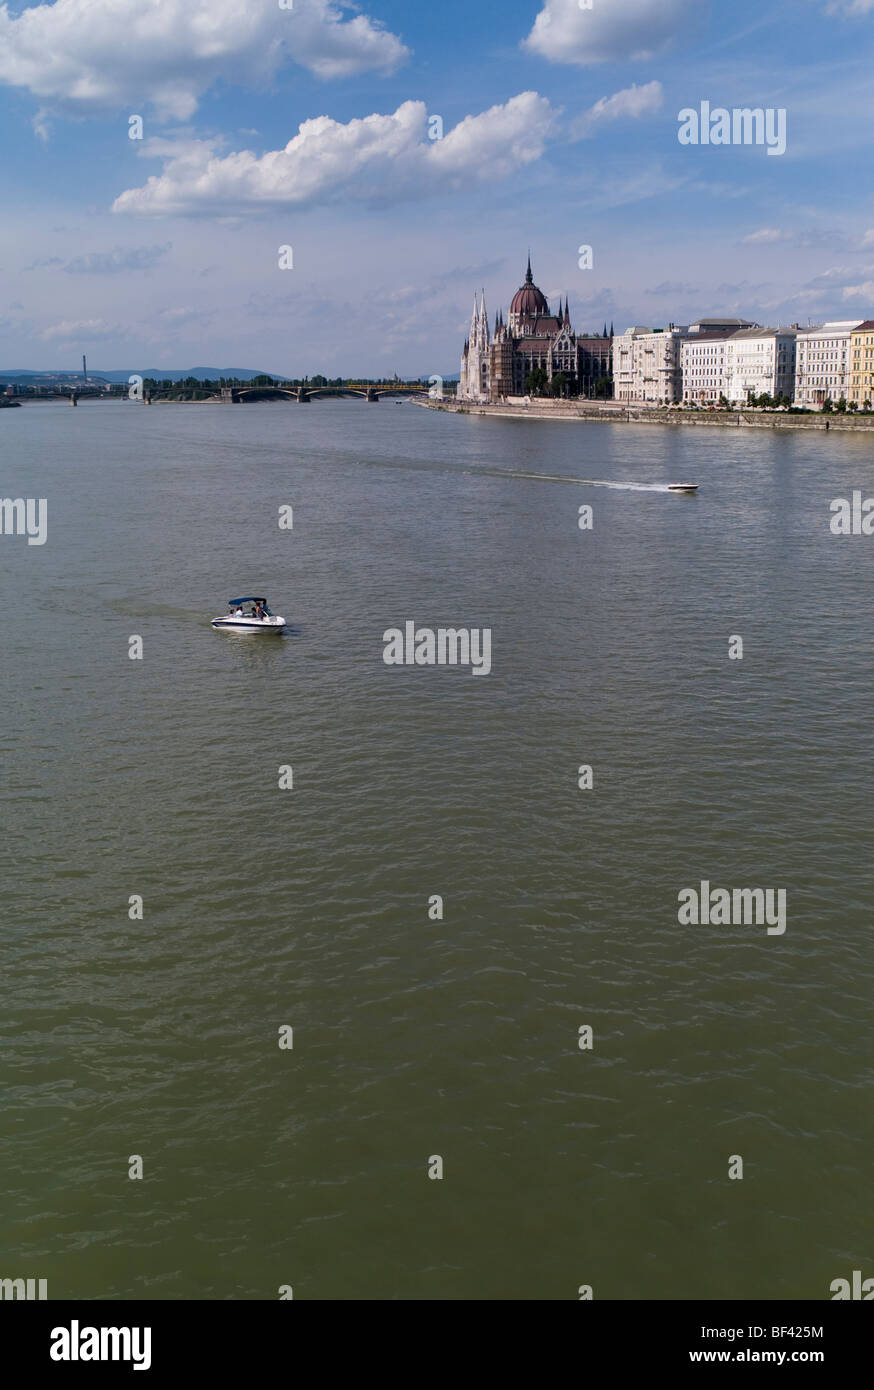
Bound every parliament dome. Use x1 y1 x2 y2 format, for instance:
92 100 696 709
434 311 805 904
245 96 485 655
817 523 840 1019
509 258 549 319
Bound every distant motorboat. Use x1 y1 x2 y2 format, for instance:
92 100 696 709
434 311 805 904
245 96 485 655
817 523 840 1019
212 596 286 633
668 484 698 494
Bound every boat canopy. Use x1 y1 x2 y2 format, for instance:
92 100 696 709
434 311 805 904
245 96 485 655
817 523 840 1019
228 596 267 605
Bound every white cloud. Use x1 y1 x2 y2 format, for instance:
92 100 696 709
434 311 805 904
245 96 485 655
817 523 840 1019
826 1 874 14
0 0 408 122
741 227 845 249
523 0 698 67
157 305 213 326
41 318 122 341
861 229 874 248
841 282 874 301
572 80 663 137
63 244 172 274
112 93 558 217
742 227 785 244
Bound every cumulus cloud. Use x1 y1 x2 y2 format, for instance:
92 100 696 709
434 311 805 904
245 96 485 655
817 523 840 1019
523 0 698 67
572 80 663 137
827 1 874 13
112 93 557 217
0 0 408 122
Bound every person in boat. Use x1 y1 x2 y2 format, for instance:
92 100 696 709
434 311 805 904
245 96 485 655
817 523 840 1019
254 601 265 620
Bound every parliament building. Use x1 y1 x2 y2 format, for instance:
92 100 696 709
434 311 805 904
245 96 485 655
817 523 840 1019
459 257 612 402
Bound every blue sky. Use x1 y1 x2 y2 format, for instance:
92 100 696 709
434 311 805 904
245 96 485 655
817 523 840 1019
2 0 874 376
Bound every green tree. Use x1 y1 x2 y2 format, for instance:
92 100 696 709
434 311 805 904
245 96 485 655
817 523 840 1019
550 372 568 398
524 367 549 396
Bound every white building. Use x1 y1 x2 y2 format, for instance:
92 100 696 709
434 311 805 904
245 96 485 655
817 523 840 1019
724 328 798 404
794 321 861 409
682 332 737 404
619 319 757 405
613 326 688 404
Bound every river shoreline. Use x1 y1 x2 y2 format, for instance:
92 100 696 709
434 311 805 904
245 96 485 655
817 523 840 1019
425 399 874 432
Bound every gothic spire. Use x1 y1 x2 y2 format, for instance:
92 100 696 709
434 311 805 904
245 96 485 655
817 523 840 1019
525 251 533 285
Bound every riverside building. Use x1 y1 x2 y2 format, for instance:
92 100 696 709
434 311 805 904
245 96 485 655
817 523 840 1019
849 321 874 407
724 328 798 404
613 326 687 404
795 321 861 408
618 319 754 405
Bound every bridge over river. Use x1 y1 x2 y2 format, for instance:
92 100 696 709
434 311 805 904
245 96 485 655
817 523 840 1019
217 383 426 403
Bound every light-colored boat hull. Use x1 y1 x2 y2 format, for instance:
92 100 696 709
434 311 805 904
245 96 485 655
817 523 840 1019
212 616 286 633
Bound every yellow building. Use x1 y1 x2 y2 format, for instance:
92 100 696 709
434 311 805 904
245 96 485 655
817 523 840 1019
849 320 874 407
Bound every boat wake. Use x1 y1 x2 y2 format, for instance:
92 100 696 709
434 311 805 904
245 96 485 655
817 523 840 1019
356 456 694 492
476 469 679 491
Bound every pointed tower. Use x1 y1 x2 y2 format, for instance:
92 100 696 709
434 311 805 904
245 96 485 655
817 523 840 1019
469 292 481 349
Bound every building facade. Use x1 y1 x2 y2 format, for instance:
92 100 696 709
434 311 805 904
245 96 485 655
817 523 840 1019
681 320 759 403
795 321 861 408
613 326 690 404
459 258 613 402
682 332 736 404
724 328 798 404
849 320 874 407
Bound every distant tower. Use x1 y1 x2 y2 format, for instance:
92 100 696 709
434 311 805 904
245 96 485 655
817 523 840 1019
82 354 87 382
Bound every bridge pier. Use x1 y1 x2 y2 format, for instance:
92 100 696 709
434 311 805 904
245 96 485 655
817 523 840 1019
366 388 379 402
220 386 241 403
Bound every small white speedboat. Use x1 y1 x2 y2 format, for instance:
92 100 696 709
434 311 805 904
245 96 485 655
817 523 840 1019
212 596 286 633
668 484 698 494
